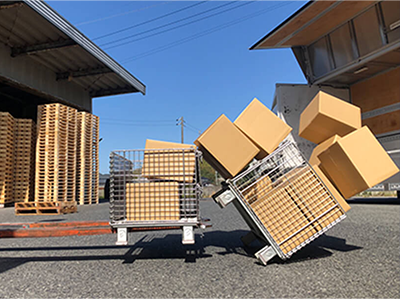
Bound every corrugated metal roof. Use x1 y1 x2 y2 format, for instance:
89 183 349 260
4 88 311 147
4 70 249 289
0 0 146 97
250 1 376 50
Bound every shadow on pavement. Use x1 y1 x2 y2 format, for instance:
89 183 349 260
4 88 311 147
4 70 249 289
347 197 400 205
269 235 363 265
0 230 362 273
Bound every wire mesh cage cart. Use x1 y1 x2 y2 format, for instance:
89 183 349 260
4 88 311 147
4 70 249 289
110 147 208 245
213 141 346 265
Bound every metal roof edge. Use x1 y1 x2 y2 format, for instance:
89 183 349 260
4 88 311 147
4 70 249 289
24 0 146 95
249 1 314 50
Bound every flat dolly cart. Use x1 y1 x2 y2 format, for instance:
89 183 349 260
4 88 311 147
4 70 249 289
213 141 346 265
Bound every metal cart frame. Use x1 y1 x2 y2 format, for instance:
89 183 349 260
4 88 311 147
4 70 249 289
213 141 346 265
110 148 208 245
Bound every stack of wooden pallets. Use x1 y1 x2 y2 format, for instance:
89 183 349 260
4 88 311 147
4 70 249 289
13 119 36 203
35 103 77 203
0 112 15 207
76 111 99 205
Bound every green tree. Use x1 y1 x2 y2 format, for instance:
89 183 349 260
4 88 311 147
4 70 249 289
200 160 216 184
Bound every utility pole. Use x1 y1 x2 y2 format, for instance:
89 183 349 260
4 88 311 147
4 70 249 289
176 117 184 144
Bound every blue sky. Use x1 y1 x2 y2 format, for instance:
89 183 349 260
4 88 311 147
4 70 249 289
48 1 307 173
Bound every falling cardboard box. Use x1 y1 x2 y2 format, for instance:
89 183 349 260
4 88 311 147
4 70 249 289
142 139 196 183
308 135 351 212
318 126 399 199
194 115 259 179
234 98 292 159
299 91 361 144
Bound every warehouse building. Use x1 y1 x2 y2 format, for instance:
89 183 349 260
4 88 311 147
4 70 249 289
251 0 400 191
0 0 145 119
0 1 145 206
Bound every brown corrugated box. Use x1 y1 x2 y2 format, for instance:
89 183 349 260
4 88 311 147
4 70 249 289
242 175 273 205
309 135 341 166
142 139 196 183
234 98 292 159
126 181 180 221
318 126 399 199
299 91 361 144
285 167 344 229
247 173 317 254
308 135 351 212
312 165 351 213
194 114 259 179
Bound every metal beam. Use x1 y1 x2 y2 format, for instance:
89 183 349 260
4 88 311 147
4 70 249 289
0 1 23 10
276 1 342 47
56 67 113 81
11 38 77 57
90 86 138 98
313 41 400 85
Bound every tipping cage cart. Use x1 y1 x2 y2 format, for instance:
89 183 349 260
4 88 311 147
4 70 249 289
110 147 208 245
213 141 346 265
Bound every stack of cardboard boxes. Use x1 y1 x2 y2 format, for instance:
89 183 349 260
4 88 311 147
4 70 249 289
126 140 197 221
194 93 398 253
302 91 399 203
194 99 292 179
121 92 398 238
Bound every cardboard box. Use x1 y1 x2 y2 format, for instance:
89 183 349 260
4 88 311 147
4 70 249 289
126 181 180 221
318 126 399 198
309 135 341 166
299 91 361 144
234 98 292 159
242 175 273 204
250 180 316 254
308 135 350 212
194 115 259 179
142 139 196 183
312 165 351 213
285 167 345 230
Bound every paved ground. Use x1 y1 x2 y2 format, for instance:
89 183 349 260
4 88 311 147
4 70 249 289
0 199 399 298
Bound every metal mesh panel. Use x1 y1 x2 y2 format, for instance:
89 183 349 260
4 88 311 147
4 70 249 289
231 141 345 258
110 148 202 225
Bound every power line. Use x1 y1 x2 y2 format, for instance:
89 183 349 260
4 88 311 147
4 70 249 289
121 1 293 63
103 1 255 50
101 117 173 123
76 2 170 26
101 122 176 127
184 121 201 132
185 125 201 135
93 1 208 41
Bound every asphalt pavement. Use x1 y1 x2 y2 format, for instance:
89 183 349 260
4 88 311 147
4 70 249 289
0 199 399 298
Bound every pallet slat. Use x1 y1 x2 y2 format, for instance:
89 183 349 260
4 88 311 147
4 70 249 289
0 112 15 205
34 104 77 203
76 112 99 205
13 118 36 203
15 201 78 215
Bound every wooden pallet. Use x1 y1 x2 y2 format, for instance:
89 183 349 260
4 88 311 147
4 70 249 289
34 104 77 203
15 201 78 215
76 112 99 205
0 112 15 205
13 119 36 203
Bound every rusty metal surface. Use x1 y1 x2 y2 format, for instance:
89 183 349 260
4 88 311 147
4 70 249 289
0 220 180 238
